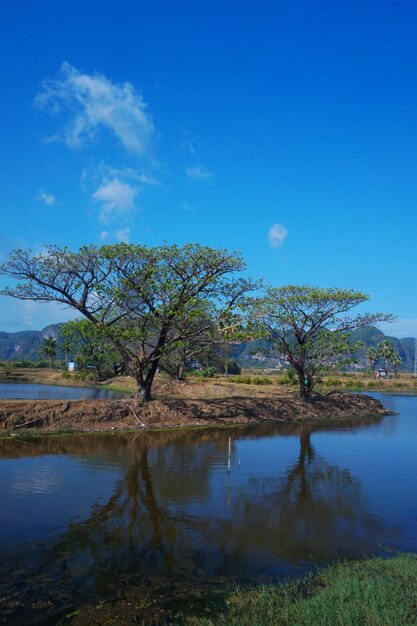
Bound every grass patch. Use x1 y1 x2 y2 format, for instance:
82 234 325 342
177 554 417 626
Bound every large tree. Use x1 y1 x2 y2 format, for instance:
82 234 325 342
0 243 256 401
254 285 393 399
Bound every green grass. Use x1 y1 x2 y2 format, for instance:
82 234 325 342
178 555 417 626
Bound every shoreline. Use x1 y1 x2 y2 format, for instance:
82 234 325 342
0 391 387 436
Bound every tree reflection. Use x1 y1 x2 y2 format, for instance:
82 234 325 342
212 420 392 566
0 415 402 623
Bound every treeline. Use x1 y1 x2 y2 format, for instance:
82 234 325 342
0 243 393 401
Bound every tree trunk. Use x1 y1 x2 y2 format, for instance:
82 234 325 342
131 324 171 403
224 343 228 378
297 370 313 401
131 369 152 403
177 363 185 381
133 378 152 403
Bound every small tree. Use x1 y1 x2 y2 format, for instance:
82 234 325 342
39 336 57 369
254 285 393 400
60 320 122 379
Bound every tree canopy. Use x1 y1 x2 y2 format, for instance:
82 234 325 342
0 243 257 400
253 285 393 399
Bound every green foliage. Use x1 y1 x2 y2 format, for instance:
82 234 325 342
227 375 273 385
366 346 378 368
325 377 342 387
253 285 392 398
0 243 257 401
224 360 241 375
229 375 252 384
39 336 57 368
252 376 272 385
13 360 34 368
179 554 417 626
34 359 49 368
61 319 121 380
196 367 216 379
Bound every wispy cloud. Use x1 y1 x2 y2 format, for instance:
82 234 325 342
92 178 137 223
268 223 288 249
100 164 159 186
35 62 154 154
181 130 196 156
115 227 130 242
37 189 56 206
186 163 212 180
98 227 131 243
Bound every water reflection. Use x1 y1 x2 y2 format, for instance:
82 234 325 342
1 410 416 623
0 382 127 400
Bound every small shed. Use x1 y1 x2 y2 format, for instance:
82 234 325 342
374 368 388 379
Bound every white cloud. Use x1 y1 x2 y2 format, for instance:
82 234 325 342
37 189 56 206
35 62 154 154
99 164 159 186
92 178 137 223
98 228 130 243
268 223 288 249
186 163 212 180
115 227 131 243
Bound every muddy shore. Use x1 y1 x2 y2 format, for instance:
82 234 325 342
0 391 387 434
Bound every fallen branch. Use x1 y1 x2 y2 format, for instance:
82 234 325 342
15 417 44 429
125 402 145 427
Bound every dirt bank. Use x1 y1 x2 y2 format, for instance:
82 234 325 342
0 391 387 434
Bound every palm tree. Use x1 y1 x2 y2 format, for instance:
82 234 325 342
39 337 57 369
60 338 72 364
389 353 402 377
366 347 378 374
378 340 394 372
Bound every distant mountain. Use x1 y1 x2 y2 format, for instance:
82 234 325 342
233 327 415 372
0 324 64 361
0 323 415 372
349 327 415 371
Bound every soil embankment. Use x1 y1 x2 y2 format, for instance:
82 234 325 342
0 391 386 433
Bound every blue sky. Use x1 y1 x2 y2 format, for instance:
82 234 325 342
0 1 416 336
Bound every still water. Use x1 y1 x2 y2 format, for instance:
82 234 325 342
0 393 416 623
0 382 127 400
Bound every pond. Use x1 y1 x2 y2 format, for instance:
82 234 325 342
0 382 128 400
0 393 416 623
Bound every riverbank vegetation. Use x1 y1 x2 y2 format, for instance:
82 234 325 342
1 363 416 394
60 554 417 625
172 554 417 626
